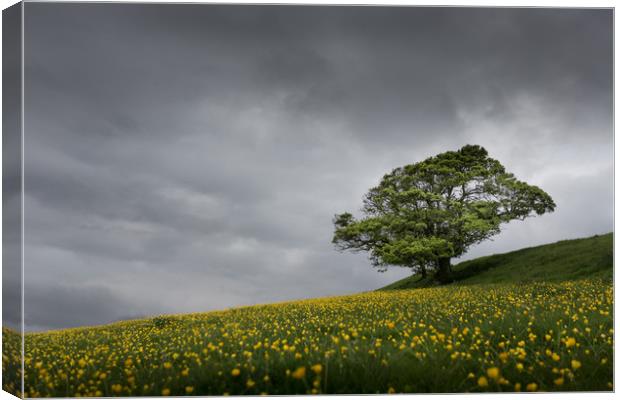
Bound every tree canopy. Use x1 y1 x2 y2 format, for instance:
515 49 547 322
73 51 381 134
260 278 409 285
332 145 556 282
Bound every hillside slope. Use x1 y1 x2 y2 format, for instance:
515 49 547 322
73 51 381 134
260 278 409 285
2 234 613 396
4 279 613 396
380 232 613 291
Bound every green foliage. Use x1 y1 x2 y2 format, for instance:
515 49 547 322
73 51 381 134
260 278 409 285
333 145 556 278
2 327 22 397
152 316 180 329
379 233 613 291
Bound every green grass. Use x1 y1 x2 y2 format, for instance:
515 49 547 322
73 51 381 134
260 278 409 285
379 233 613 291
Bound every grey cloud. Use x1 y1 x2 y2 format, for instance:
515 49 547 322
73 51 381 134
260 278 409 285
19 4 613 331
24 283 136 331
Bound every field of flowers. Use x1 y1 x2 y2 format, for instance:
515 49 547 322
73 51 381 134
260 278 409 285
2 278 613 397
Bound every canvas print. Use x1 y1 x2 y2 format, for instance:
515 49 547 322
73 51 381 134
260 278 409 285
2 2 614 397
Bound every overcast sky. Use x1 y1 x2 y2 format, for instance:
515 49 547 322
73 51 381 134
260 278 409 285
13 4 613 331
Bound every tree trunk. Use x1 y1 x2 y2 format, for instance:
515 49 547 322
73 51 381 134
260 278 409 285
419 265 427 279
435 257 453 283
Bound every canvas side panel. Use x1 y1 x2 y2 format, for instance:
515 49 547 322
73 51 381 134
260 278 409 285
2 2 23 398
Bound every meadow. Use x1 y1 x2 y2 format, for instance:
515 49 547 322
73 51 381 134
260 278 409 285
2 277 613 397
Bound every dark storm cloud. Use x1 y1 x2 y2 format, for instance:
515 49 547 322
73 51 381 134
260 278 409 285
19 4 612 330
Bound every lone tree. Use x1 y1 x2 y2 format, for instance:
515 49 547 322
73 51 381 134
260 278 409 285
332 145 556 282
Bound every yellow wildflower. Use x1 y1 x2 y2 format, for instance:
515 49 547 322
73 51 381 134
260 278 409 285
487 367 500 380
311 364 323 374
291 366 306 379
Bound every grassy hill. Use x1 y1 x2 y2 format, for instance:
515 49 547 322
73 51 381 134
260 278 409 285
380 233 613 291
2 233 613 396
